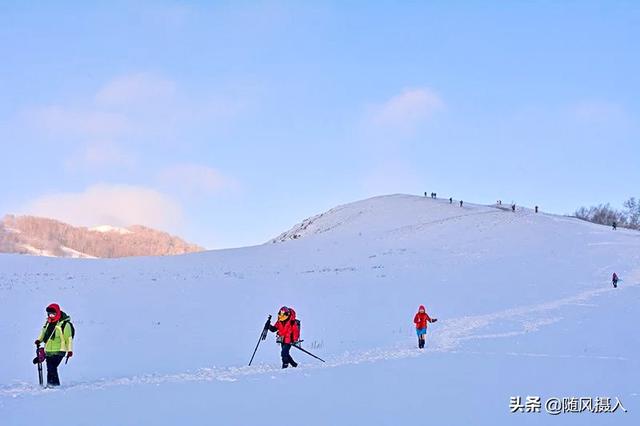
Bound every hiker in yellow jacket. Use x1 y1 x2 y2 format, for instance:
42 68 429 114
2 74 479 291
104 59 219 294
35 303 74 387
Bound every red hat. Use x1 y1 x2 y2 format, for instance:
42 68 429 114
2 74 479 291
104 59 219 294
46 303 61 323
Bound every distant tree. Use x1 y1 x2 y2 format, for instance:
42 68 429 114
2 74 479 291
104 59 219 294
623 197 640 229
575 197 639 230
0 215 203 257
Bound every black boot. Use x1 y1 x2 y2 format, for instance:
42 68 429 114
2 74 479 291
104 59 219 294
282 363 289 369
290 359 298 368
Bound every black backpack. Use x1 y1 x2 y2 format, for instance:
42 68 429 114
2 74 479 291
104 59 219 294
62 320 76 339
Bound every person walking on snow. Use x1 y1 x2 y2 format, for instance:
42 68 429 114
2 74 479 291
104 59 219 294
612 273 619 288
414 305 437 349
268 306 300 368
34 303 74 387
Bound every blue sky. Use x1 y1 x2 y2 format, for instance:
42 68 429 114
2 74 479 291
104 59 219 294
1 1 638 248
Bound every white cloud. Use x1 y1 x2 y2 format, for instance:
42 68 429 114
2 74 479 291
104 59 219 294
367 88 444 131
30 105 129 139
66 141 136 170
23 184 182 230
22 72 248 172
159 164 238 195
95 72 177 107
22 72 183 170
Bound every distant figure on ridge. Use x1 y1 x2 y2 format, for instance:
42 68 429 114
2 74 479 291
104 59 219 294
512 204 516 212
459 200 463 207
413 305 437 349
424 192 427 197
612 273 619 288
449 197 453 204
535 206 539 213
612 221 617 230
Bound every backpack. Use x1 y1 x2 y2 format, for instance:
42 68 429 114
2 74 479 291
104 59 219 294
42 318 75 344
289 308 301 343
282 307 301 343
286 318 300 344
62 320 76 339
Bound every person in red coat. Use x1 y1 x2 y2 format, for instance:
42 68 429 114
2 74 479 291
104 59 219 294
414 305 437 349
268 306 300 368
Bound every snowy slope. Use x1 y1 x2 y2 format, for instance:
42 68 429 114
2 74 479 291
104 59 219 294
15 244 95 259
1 194 639 425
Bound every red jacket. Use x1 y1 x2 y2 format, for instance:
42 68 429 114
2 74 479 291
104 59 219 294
414 305 433 329
270 309 300 344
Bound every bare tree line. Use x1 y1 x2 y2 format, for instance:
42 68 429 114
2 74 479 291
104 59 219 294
0 215 204 258
575 197 640 230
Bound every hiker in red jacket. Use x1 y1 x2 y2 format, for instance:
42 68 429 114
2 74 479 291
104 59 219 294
414 305 437 349
268 306 300 368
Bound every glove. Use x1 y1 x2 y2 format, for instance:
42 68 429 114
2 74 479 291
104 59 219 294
35 339 41 346
432 318 438 323
67 351 73 358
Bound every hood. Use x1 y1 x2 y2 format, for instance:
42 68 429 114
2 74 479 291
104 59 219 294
418 305 426 313
46 303 61 323
278 306 297 322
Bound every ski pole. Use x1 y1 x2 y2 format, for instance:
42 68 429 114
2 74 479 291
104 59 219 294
35 343 44 387
248 315 272 366
291 343 326 363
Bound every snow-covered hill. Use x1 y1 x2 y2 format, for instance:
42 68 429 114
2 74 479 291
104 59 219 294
0 215 203 258
1 194 638 425
270 194 504 242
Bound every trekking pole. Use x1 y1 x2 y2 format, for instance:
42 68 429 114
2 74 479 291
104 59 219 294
291 343 326 363
248 315 272 366
35 343 44 387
